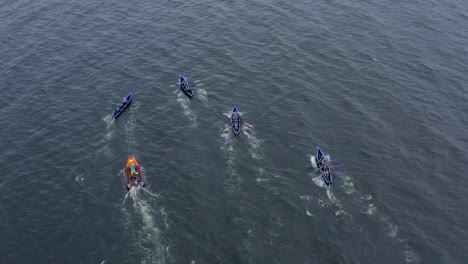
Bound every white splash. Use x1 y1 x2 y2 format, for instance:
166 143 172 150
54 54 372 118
243 126 261 159
387 222 399 238
74 174 84 183
326 188 341 207
126 187 167 263
176 93 197 126
309 155 317 169
142 187 160 199
220 124 231 142
403 248 420 263
220 124 239 194
317 198 329 208
311 175 327 188
366 203 377 215
326 188 349 217
223 111 231 118
124 103 140 147
335 210 347 217
342 175 355 195
103 115 114 139
196 88 208 103
243 122 253 130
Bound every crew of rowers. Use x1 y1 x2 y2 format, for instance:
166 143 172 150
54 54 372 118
128 159 141 187
181 79 191 91
232 111 240 130
117 97 129 110
317 156 331 180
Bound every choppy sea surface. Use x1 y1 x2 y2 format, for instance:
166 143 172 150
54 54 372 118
1 0 467 263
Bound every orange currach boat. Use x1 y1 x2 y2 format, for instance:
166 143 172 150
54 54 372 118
125 156 144 190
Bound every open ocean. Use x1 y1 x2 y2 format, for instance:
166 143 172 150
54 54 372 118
1 0 467 263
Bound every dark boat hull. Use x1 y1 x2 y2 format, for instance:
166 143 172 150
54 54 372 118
179 75 193 98
231 106 242 135
125 156 145 190
112 92 133 118
316 146 333 185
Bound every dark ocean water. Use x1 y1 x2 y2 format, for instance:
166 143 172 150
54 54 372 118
1 0 467 263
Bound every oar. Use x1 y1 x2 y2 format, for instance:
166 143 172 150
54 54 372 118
305 159 345 168
310 164 344 172
187 81 203 89
329 158 345 162
171 82 202 90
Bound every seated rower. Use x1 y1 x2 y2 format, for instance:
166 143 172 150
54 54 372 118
182 80 190 90
131 176 138 187
120 97 127 106
320 156 326 164
321 164 329 172
233 112 239 123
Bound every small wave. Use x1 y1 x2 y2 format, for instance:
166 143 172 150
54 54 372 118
335 209 347 217
379 216 419 262
342 175 355 195
141 188 160 200
311 175 327 188
124 103 139 148
103 115 114 139
74 174 84 183
317 198 329 208
159 207 170 229
326 188 341 207
257 167 265 175
176 93 196 126
196 88 208 103
256 177 268 182
220 124 231 142
386 222 399 238
220 131 234 154
243 127 261 160
93 115 114 157
309 155 317 169
365 203 377 215
243 122 253 130
176 95 191 116
360 194 373 200
403 248 420 263
326 188 350 218
306 210 313 216
128 188 167 263
220 125 239 194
